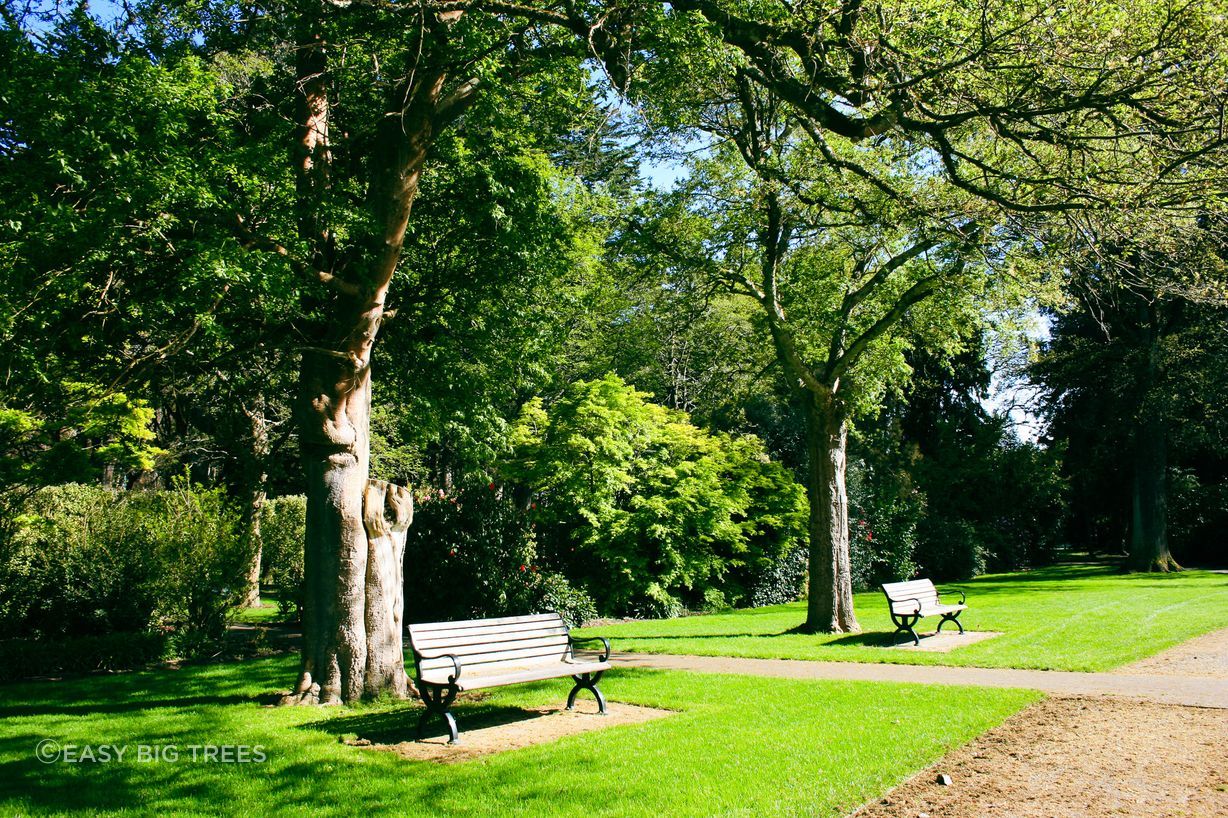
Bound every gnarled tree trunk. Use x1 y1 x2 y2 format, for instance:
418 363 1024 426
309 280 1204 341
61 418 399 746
289 344 414 705
803 391 859 633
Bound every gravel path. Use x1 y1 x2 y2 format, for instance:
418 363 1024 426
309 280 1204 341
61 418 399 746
851 697 1228 818
613 643 1228 708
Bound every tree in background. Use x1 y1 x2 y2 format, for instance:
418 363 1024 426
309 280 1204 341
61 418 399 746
1035 215 1228 571
617 0 1228 632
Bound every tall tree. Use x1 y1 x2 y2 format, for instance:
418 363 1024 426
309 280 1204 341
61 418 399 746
623 0 1228 630
196 1 642 703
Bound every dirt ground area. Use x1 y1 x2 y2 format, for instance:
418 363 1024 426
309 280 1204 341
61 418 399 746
349 701 674 763
887 631 1002 652
1123 628 1228 679
852 696 1228 818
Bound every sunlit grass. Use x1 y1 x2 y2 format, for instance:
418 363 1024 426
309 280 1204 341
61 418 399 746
578 564 1228 672
0 654 1035 816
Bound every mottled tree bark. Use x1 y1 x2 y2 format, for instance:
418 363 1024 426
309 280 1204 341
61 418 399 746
289 345 415 704
803 392 859 633
282 6 477 704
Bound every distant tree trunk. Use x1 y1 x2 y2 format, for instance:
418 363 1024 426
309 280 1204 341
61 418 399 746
242 404 271 608
1129 322 1179 572
803 391 860 633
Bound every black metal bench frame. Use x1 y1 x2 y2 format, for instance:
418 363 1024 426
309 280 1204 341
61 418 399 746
412 633 611 745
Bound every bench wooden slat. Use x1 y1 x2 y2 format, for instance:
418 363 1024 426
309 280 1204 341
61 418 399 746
414 632 568 658
410 612 560 632
417 639 570 671
420 659 613 691
410 621 568 645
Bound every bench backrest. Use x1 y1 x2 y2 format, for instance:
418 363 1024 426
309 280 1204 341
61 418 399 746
881 579 940 614
408 612 569 677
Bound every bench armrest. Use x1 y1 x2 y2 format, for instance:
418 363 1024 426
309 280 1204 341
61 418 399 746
944 588 967 605
414 650 463 684
569 635 611 662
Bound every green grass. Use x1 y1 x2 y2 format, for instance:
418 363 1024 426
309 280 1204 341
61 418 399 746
0 654 1036 817
231 593 287 625
578 564 1228 672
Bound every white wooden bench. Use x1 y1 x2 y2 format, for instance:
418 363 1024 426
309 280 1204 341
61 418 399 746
407 612 612 744
880 579 967 646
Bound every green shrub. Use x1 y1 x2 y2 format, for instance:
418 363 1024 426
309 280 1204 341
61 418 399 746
913 517 987 581
535 572 598 627
699 588 729 613
0 482 249 666
507 376 808 617
258 495 306 619
745 541 808 606
144 484 251 656
403 480 540 623
631 582 684 619
0 485 161 638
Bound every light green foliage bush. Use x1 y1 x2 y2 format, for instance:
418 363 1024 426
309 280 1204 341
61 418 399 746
0 482 250 667
507 375 808 617
536 571 599 627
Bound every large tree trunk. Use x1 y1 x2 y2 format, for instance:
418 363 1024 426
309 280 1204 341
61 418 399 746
803 391 860 633
289 346 414 704
281 5 472 704
1130 408 1177 571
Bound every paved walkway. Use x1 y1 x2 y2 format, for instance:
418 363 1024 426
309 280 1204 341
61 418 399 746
613 633 1228 709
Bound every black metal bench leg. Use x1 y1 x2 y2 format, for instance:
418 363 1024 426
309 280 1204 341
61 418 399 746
566 671 607 714
937 612 964 635
417 683 460 744
891 613 921 646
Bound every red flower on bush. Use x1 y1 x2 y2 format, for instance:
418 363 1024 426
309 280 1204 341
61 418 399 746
518 564 527 572
488 482 496 491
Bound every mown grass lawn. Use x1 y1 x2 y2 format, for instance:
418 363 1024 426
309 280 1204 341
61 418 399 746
0 654 1035 817
231 593 286 625
578 564 1228 672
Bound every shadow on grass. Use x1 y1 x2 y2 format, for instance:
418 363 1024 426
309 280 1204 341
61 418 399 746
802 630 905 648
614 631 793 642
0 692 267 719
0 654 293 715
302 701 561 745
